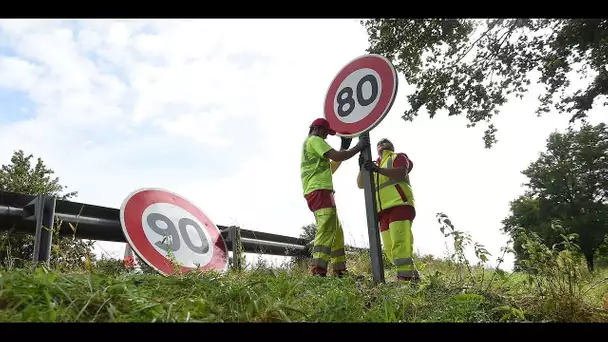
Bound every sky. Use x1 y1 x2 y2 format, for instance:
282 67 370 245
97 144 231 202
0 19 604 272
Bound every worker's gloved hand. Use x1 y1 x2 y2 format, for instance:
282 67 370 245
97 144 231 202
363 160 380 173
340 137 352 150
355 135 370 151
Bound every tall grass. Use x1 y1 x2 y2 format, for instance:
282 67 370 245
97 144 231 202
0 214 607 322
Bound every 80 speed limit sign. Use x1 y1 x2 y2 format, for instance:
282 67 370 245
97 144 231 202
323 54 398 137
119 188 228 276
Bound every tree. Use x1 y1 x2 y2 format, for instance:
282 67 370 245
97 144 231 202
299 223 317 242
291 223 316 265
597 236 608 268
502 123 608 271
0 150 94 269
362 19 608 148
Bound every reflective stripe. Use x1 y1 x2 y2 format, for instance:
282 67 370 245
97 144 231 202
378 179 399 190
301 141 325 168
301 158 319 167
377 156 393 190
332 261 346 271
313 245 331 255
330 249 345 258
394 258 414 266
397 270 415 278
302 142 311 161
377 155 406 190
311 258 328 269
301 141 317 173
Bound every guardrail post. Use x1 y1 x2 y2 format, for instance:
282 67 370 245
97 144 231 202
229 226 242 271
31 195 57 263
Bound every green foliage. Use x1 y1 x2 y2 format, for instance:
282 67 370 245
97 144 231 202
362 19 608 148
93 256 133 277
0 213 607 322
0 150 93 269
1 236 606 322
597 237 608 268
135 255 158 275
515 223 608 321
435 212 512 293
299 223 317 242
0 150 77 199
502 123 608 271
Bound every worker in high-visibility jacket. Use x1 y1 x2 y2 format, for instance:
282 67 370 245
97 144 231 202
301 118 370 277
357 138 418 281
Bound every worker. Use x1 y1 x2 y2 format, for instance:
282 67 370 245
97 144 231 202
357 138 419 282
301 118 370 277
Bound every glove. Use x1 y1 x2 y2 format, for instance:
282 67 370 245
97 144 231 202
340 137 352 150
354 135 370 151
363 160 380 173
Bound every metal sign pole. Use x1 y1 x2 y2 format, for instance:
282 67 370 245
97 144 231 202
359 132 385 284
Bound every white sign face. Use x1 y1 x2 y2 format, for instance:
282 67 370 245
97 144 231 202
333 68 383 124
141 202 214 269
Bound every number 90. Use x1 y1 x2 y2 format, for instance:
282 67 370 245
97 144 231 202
146 213 210 254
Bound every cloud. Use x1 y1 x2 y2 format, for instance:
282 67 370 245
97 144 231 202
0 19 372 259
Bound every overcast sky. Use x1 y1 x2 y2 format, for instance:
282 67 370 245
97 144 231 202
0 19 604 271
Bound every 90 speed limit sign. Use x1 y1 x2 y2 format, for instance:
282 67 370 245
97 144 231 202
119 188 228 276
324 54 398 137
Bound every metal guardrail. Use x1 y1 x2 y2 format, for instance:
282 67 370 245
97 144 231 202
0 190 367 268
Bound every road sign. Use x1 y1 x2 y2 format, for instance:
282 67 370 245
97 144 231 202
323 53 397 284
123 243 136 269
324 54 399 137
119 188 228 276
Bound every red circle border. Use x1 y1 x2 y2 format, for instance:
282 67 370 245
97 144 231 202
324 55 397 137
120 189 228 276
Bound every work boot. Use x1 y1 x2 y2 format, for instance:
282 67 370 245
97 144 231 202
333 269 348 278
311 266 327 277
398 270 421 283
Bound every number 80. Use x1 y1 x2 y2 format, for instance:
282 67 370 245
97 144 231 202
336 74 379 117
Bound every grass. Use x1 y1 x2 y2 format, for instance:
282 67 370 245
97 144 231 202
0 214 607 322
0 249 607 322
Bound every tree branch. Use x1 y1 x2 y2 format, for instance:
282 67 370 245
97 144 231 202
450 19 499 66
